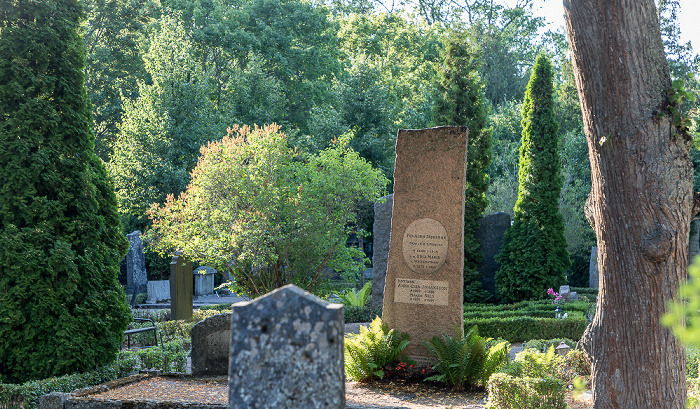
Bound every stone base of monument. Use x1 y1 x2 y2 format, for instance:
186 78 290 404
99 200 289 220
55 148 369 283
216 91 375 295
39 374 229 409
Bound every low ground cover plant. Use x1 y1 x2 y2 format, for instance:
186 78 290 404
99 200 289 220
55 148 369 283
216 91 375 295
344 317 410 382
423 326 509 391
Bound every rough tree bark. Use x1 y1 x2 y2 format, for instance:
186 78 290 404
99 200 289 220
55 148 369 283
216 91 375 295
564 0 693 407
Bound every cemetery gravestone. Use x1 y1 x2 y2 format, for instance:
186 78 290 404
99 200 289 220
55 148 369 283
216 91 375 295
589 246 599 289
371 193 393 310
382 127 468 366
476 212 511 297
192 313 232 376
194 266 216 296
690 219 700 262
229 284 344 409
126 231 148 304
170 252 193 320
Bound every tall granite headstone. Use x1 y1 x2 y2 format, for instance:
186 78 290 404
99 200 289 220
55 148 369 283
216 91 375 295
371 194 393 310
476 212 511 296
382 127 468 366
126 231 148 297
170 252 193 320
589 246 599 289
228 285 344 409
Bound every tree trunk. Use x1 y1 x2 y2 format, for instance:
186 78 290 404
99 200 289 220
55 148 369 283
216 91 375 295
564 0 692 407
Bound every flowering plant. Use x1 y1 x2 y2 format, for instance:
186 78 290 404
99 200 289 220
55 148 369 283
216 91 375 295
547 288 563 303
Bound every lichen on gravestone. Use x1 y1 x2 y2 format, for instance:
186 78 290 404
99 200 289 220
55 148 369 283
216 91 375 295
228 284 344 409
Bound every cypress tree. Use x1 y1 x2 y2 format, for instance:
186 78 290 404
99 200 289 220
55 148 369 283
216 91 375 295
0 0 131 382
432 30 493 303
495 53 570 303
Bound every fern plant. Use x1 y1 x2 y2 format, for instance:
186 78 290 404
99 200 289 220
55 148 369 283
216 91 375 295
423 326 509 391
336 282 372 307
344 316 410 382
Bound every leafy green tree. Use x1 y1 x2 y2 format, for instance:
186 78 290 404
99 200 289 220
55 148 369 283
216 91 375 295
495 54 570 303
82 0 156 159
0 0 130 383
431 29 492 303
149 125 388 296
165 0 342 134
107 13 224 230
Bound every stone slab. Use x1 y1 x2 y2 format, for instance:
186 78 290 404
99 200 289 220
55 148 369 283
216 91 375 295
476 212 511 296
228 284 344 409
381 126 468 365
371 194 393 310
191 313 231 376
146 280 170 303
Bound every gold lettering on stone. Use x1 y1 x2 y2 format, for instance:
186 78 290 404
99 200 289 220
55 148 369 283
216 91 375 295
394 278 449 306
402 218 448 274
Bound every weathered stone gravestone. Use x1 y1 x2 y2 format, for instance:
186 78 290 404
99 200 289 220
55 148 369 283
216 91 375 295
146 280 170 303
690 219 700 263
170 252 193 320
589 246 599 289
191 313 231 376
371 193 393 310
476 212 511 297
382 127 468 366
229 284 344 409
194 266 216 296
126 231 148 305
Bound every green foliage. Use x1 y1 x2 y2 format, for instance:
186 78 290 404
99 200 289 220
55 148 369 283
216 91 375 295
0 365 123 409
464 316 587 343
344 305 382 324
495 53 570 303
149 125 387 296
522 338 576 353
82 0 155 159
431 28 493 304
508 346 566 380
107 12 225 226
344 317 411 382
486 372 565 409
335 282 372 308
0 0 131 383
423 326 509 391
118 339 189 373
664 257 700 347
565 348 591 377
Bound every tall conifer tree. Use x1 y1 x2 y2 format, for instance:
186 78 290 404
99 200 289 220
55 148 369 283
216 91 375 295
0 0 130 382
432 30 493 303
495 53 570 303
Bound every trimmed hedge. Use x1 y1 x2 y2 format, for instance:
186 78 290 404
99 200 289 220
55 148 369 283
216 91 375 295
0 365 123 409
0 339 190 409
465 300 589 314
486 373 565 409
465 316 587 343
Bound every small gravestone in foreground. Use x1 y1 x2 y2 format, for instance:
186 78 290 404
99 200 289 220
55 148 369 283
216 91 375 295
229 284 344 409
381 126 468 366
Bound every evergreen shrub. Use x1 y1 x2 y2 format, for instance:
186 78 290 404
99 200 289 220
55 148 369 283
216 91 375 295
486 373 565 409
465 316 587 343
495 53 570 303
0 0 130 383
